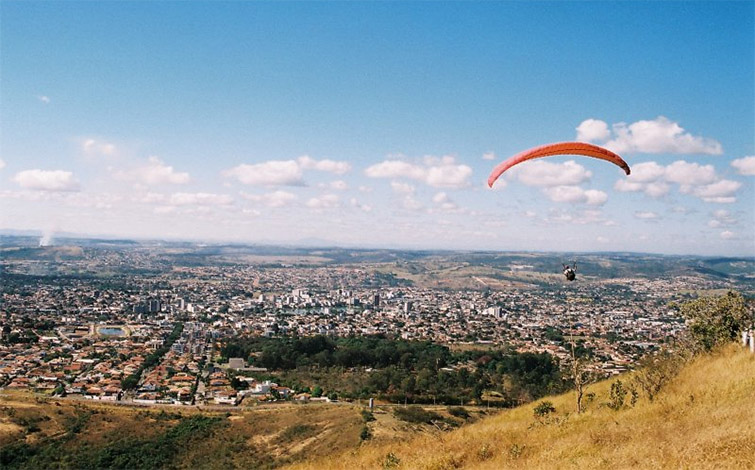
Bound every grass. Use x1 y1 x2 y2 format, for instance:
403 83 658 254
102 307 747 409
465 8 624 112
286 343 755 470
0 396 367 469
2 344 752 469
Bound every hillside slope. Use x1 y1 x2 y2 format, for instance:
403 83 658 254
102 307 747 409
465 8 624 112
288 344 755 470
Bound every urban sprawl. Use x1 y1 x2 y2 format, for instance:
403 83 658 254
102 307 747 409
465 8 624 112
1 243 740 407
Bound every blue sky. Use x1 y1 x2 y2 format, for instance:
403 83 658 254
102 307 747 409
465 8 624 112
1 1 753 255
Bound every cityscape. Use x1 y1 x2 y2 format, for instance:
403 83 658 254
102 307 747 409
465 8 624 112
2 237 751 407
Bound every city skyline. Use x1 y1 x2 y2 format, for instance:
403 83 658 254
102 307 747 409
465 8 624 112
1 1 753 255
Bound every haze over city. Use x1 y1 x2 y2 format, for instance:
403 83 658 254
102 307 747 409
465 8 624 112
1 2 753 254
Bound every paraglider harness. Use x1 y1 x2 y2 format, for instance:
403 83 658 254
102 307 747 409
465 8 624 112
562 263 577 281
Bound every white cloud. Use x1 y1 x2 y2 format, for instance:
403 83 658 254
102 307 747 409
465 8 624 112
241 190 297 208
700 197 737 204
13 169 80 192
514 160 592 187
577 116 722 155
542 185 607 205
583 190 609 206
365 156 473 189
426 164 473 189
616 178 671 198
114 156 190 185
401 196 423 211
390 181 415 195
168 192 233 206
297 155 351 175
38 95 50 104
154 206 176 214
628 161 666 183
691 179 741 203
134 192 167 204
224 160 303 186
706 209 737 229
707 220 722 228
349 198 372 212
32 191 121 209
671 206 694 214
576 119 610 142
665 161 717 186
306 194 339 209
720 230 735 240
431 192 459 212
614 179 644 193
387 181 424 210
596 236 610 243
614 159 740 202
81 138 117 156
66 193 124 209
634 211 659 220
224 156 351 187
731 156 755 176
544 208 611 225
0 158 5 170
643 182 672 198
482 152 496 161
319 180 348 191
366 160 421 179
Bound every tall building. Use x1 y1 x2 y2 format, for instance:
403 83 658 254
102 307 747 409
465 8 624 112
148 299 161 313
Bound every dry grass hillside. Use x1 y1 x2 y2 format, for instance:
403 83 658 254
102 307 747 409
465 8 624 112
0 398 369 468
288 344 755 470
0 393 479 468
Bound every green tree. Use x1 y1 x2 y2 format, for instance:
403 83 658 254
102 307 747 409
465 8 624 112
680 291 751 352
312 385 323 398
607 379 627 410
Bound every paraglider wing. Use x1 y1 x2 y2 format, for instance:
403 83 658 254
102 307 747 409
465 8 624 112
487 142 631 188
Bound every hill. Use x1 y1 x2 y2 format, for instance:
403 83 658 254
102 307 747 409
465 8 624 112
0 394 484 469
1 345 752 469
287 343 755 470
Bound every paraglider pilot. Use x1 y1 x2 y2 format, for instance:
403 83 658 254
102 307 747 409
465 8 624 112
562 263 577 281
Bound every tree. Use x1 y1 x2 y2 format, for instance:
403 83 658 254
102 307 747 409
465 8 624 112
680 291 751 352
312 385 323 398
569 339 591 413
633 347 684 402
607 379 627 410
230 377 248 390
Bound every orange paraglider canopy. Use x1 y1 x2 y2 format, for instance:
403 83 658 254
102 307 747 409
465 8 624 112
487 141 631 188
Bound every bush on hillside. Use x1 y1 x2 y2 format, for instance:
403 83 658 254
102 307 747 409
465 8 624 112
633 348 686 402
533 401 555 419
447 406 470 419
393 406 441 425
361 410 375 422
679 291 752 352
